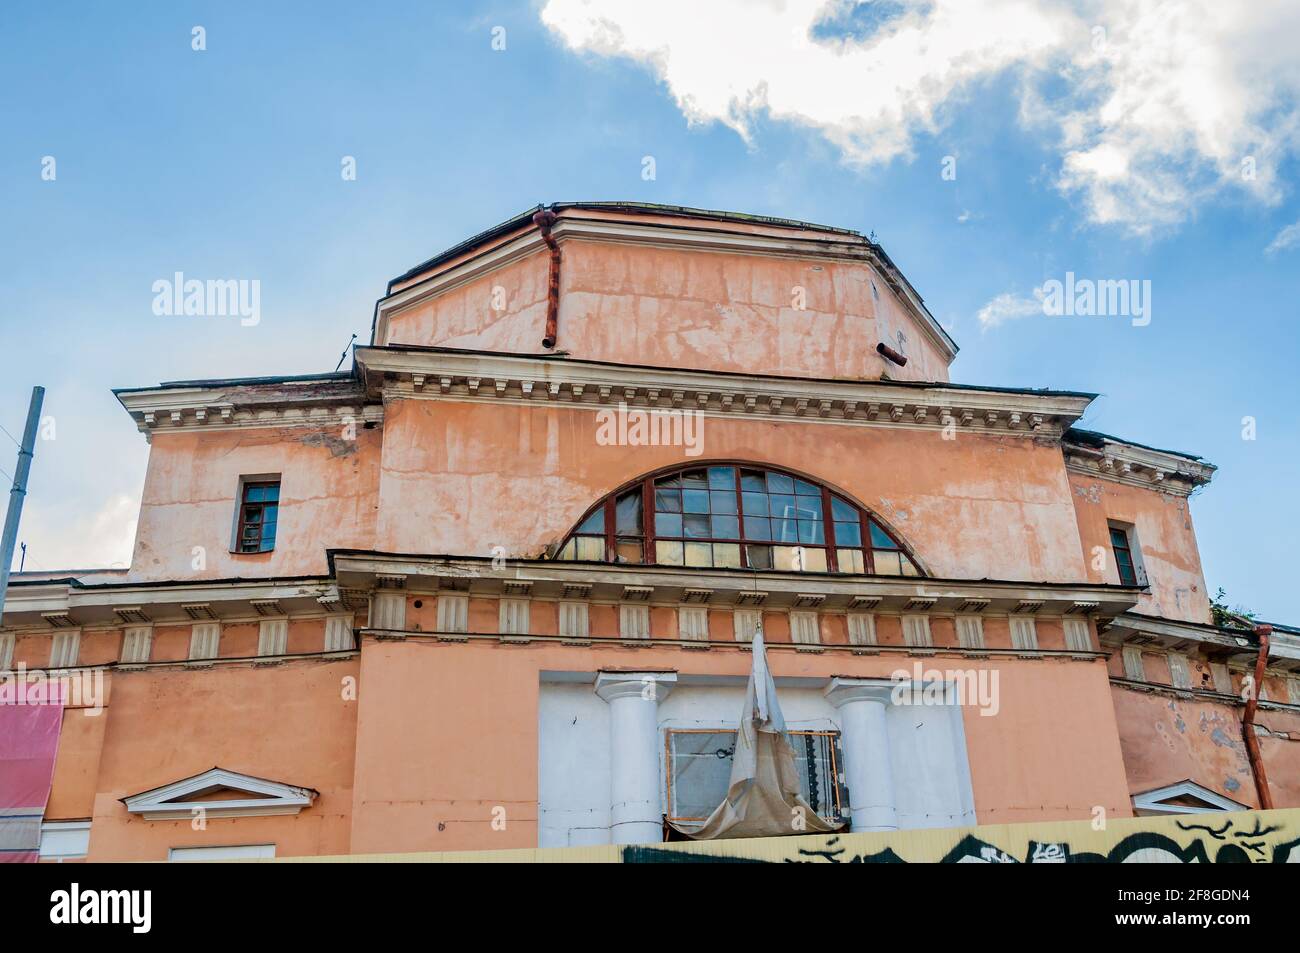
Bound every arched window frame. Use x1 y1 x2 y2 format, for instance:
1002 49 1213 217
554 462 923 576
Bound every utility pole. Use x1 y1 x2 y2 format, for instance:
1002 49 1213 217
0 386 45 622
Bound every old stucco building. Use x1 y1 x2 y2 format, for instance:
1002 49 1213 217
3 202 1297 862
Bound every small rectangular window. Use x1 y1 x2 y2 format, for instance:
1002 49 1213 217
902 615 932 648
956 615 985 649
847 613 877 647
1109 524 1140 587
1010 616 1038 651
1168 652 1192 690
733 609 761 643
437 595 469 634
620 604 651 641
236 479 280 553
121 626 153 664
1121 645 1145 681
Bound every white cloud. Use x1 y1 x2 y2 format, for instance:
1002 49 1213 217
14 493 138 573
977 288 1046 330
541 0 1300 235
1265 219 1300 256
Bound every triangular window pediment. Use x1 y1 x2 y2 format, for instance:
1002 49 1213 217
1131 780 1249 816
122 767 317 820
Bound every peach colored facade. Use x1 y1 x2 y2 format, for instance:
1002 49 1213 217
4 203 1296 862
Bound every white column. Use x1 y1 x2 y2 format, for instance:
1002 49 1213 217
824 678 898 832
594 671 676 845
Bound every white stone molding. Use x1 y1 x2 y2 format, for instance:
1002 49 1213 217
122 767 317 821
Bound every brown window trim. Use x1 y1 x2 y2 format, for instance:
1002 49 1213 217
556 462 920 576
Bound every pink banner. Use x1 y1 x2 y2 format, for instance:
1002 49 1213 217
0 684 65 863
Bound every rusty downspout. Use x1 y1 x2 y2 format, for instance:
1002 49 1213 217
1241 622 1274 810
534 209 561 349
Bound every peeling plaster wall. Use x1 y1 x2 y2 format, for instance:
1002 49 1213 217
128 426 382 582
1067 472 1211 624
383 238 951 383
376 398 1087 583
1110 687 1300 809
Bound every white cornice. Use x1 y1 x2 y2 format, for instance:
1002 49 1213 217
1064 438 1214 497
331 552 1138 617
356 347 1092 439
116 382 382 441
375 215 958 361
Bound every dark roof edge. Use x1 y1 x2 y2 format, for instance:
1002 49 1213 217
113 370 356 396
1064 427 1206 463
385 201 864 291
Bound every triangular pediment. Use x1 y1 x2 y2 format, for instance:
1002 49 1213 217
122 767 318 820
1131 779 1249 816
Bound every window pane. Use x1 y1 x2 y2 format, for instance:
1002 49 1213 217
746 545 772 569
576 509 605 534
684 542 713 566
772 516 799 543
797 520 825 544
831 496 857 521
1109 527 1129 550
798 496 823 519
793 478 819 496
740 470 766 492
801 548 827 571
834 521 862 546
576 536 605 560
709 490 737 514
616 537 644 563
772 546 801 571
682 489 711 514
744 516 771 541
836 548 865 573
669 731 736 821
766 472 795 494
681 469 709 489
259 539 275 553
556 539 576 560
707 467 736 489
873 550 903 575
657 473 682 489
262 505 277 523
869 522 897 548
244 507 261 523
683 514 711 538
899 555 920 576
656 540 684 565
655 512 683 537
769 494 797 519
712 543 741 568
742 492 767 516
710 515 740 539
655 489 682 513
615 492 642 534
263 484 279 502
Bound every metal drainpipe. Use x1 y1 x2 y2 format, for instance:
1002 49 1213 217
1223 609 1274 810
1241 621 1274 810
534 209 561 349
876 342 908 367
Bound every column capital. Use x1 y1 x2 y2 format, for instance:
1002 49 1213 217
824 677 896 709
595 671 677 703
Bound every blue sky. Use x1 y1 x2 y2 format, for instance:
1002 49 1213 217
1 1 1297 620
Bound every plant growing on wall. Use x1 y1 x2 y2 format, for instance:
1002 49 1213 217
1211 587 1257 629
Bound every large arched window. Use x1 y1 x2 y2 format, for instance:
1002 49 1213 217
554 464 922 576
